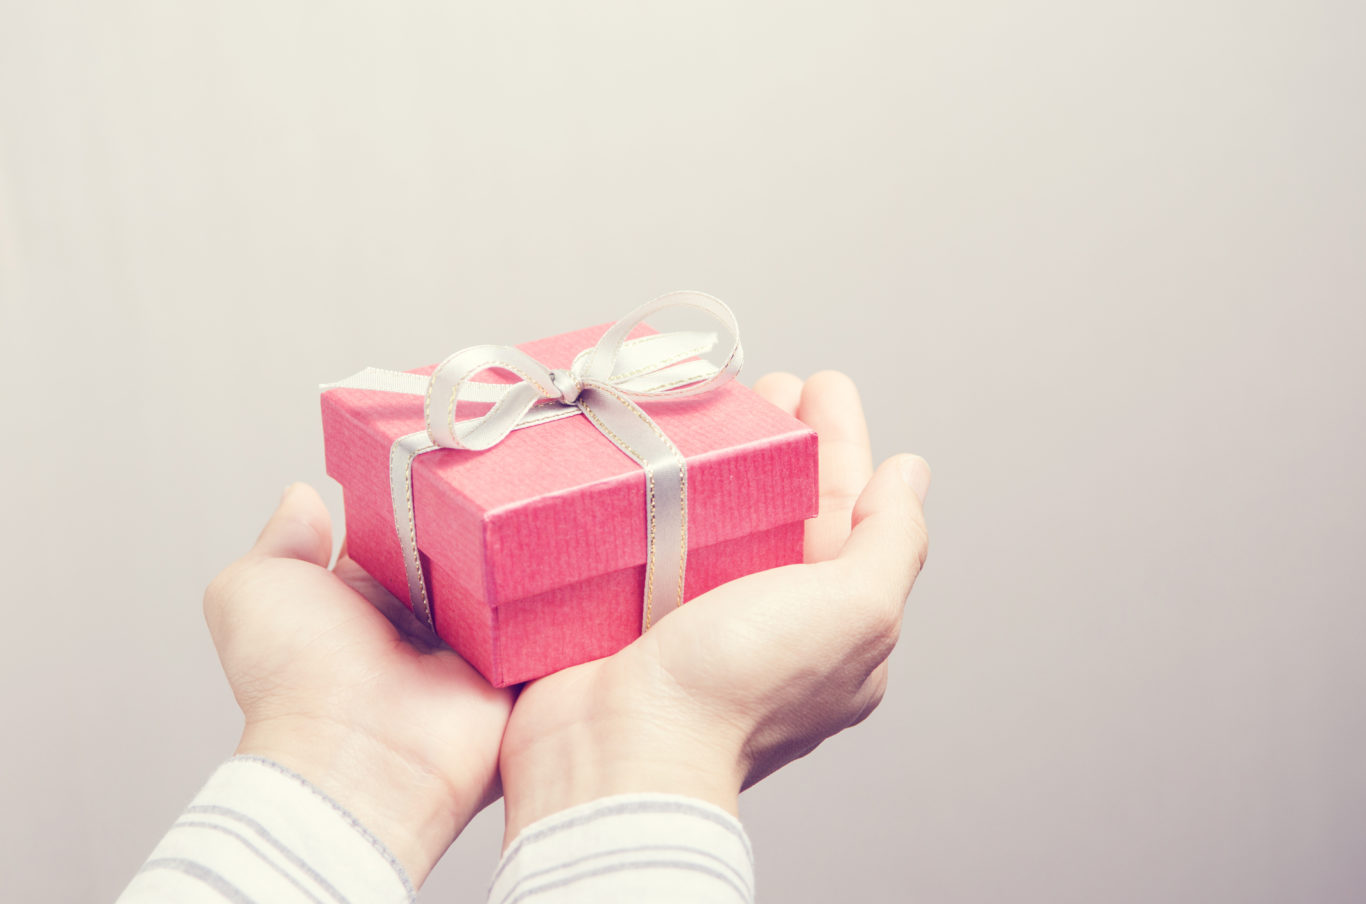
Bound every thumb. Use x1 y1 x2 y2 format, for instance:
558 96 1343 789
835 455 931 605
251 482 334 567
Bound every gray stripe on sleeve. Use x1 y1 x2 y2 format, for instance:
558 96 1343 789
231 755 416 903
493 798 752 888
140 857 257 904
502 858 752 904
495 843 752 904
174 820 328 904
186 805 350 904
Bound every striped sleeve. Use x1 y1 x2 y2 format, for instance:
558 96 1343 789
487 795 755 904
116 756 415 904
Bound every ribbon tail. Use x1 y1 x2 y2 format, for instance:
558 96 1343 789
389 431 440 630
576 384 689 630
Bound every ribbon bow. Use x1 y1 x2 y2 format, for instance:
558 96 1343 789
322 291 744 633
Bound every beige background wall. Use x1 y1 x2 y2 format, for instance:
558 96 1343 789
2 2 1363 901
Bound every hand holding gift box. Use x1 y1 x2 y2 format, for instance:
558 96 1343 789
321 292 819 686
191 346 930 887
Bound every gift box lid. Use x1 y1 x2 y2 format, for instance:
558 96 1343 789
322 321 818 606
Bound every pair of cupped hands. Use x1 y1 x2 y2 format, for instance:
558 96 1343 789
204 371 931 884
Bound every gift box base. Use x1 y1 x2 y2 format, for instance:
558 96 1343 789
340 486 806 686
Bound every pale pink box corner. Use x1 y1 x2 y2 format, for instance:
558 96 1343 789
321 321 818 687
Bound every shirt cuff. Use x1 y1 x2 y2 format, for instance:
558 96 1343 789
488 794 755 904
117 755 416 904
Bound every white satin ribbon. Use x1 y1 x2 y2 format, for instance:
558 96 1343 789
321 291 744 635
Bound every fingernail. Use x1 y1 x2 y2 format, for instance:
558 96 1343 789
898 455 931 503
280 483 297 504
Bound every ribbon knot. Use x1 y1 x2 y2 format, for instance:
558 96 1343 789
548 368 583 404
322 291 744 636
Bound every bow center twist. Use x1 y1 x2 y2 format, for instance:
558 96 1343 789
548 368 584 404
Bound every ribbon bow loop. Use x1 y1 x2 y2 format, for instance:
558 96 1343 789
424 344 562 451
576 290 744 397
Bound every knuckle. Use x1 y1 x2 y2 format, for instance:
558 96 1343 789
832 562 904 654
865 671 889 711
202 561 247 625
906 516 930 574
849 670 888 727
883 510 930 589
872 668 889 701
202 574 224 622
862 606 903 661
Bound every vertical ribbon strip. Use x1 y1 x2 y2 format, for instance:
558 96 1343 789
321 291 743 634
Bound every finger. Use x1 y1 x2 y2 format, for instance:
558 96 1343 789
796 371 874 562
834 454 930 615
752 372 803 415
250 483 334 567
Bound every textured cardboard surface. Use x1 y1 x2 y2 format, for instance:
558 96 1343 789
322 320 818 685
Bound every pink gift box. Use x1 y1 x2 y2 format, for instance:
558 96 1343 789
321 321 818 687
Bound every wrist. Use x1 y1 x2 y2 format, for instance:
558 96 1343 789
237 716 471 885
499 673 747 848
